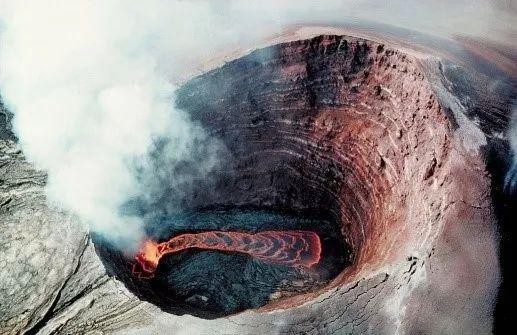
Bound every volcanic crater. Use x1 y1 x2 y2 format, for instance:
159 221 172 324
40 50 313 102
94 35 453 319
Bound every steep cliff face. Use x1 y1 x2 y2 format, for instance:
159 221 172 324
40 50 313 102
174 34 455 306
0 33 508 334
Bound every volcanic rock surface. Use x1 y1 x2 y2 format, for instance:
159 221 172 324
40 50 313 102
1 32 512 334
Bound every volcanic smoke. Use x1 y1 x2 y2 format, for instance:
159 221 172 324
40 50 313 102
132 230 321 278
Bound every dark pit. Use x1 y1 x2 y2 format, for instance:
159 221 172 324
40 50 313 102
94 35 452 319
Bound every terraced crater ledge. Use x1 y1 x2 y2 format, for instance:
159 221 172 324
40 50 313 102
86 34 497 332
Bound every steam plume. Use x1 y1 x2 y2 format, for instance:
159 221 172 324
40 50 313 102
0 1 226 249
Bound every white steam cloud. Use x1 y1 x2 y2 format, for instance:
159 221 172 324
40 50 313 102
0 0 514 251
0 1 227 249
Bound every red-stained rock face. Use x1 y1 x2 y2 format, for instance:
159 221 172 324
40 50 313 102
176 35 453 305
94 34 493 324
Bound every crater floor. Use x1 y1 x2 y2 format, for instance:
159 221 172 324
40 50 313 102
95 209 349 318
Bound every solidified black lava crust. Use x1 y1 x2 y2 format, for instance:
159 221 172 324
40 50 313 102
94 208 350 318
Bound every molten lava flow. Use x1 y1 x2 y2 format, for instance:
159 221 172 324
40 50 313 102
132 231 321 278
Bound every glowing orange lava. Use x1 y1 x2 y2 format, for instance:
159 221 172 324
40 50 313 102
132 230 321 278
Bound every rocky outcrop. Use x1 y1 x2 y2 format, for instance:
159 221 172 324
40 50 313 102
0 33 510 334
